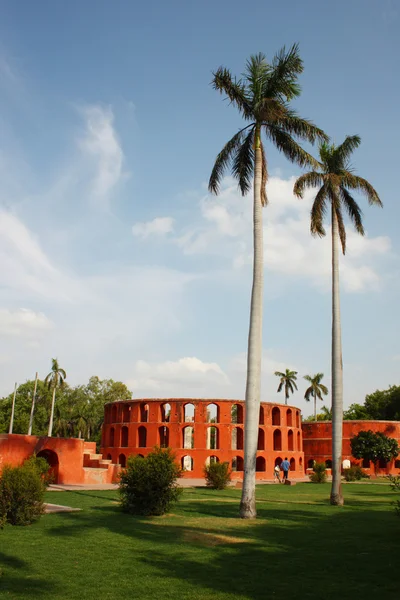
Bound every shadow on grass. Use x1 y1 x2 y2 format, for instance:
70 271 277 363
0 551 59 597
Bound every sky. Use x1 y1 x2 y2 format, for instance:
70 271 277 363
0 0 399 417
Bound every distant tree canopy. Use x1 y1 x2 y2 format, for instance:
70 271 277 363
350 430 399 466
0 376 132 444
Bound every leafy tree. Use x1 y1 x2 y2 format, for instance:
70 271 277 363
304 373 328 422
343 403 370 420
209 45 326 519
351 430 399 472
275 369 298 404
294 136 382 506
303 405 332 422
364 385 400 421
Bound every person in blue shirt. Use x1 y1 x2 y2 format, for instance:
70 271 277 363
281 457 290 482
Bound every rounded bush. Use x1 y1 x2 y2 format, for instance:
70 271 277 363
204 461 231 490
309 461 327 484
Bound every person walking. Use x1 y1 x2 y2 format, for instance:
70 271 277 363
281 457 290 483
274 464 281 483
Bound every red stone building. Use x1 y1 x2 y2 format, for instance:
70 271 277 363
100 398 305 479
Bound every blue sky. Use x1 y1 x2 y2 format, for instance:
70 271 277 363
0 0 398 416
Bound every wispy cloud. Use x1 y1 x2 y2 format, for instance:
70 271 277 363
0 308 53 336
132 217 175 238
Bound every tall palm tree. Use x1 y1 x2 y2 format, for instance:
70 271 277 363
274 369 298 404
45 358 67 437
294 136 382 506
304 373 328 421
209 45 327 518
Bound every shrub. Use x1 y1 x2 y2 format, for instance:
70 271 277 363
119 447 182 516
387 474 400 517
0 458 48 527
309 462 327 483
343 465 370 482
204 461 231 490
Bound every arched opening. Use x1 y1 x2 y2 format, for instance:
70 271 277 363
288 430 294 451
118 453 126 468
325 459 332 469
256 456 266 472
121 426 129 447
160 403 171 423
207 426 219 450
259 406 264 425
181 455 193 471
36 449 59 484
232 456 244 472
231 404 243 424
206 403 219 423
140 403 149 423
395 459 400 469
109 427 115 447
297 431 301 450
296 411 300 428
273 429 282 451
182 426 194 449
138 426 147 448
290 458 296 471
231 427 244 450
111 405 118 423
287 409 293 427
122 404 130 422
257 428 265 450
378 458 387 469
275 457 282 467
184 403 195 422
307 459 315 469
205 456 219 466
159 426 169 448
362 457 370 468
106 453 112 461
299 457 303 468
272 407 280 426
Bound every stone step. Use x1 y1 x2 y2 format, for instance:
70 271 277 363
99 460 112 466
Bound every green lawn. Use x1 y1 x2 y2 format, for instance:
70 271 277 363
0 483 399 599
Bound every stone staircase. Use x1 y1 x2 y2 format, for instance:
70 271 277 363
82 442 119 484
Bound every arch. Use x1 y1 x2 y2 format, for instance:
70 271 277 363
36 449 59 484
395 459 400 469
231 427 244 450
182 426 194 449
273 429 282 451
231 404 243 424
122 404 130 423
296 411 300 428
205 455 219 466
159 426 169 448
378 458 387 469
106 453 112 461
140 403 149 423
121 426 129 447
299 457 303 467
160 403 171 423
297 431 301 450
181 455 193 471
259 406 264 425
109 427 115 447
288 429 294 451
290 458 296 471
325 459 332 468
207 426 219 450
257 428 265 451
275 456 283 467
256 456 266 472
232 456 244 472
272 407 280 426
287 409 293 427
206 403 219 423
362 457 370 468
307 459 315 469
118 453 126 468
111 405 118 423
184 403 195 422
138 426 147 448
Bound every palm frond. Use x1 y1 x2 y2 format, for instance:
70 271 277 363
304 386 312 401
277 381 284 393
333 196 347 254
310 185 328 237
260 141 268 206
276 108 328 144
336 135 361 164
232 127 255 196
211 68 252 119
319 384 329 395
294 171 324 198
274 371 285 377
266 125 319 169
244 53 270 103
208 129 245 194
266 43 303 101
59 368 67 380
343 174 382 207
340 187 365 235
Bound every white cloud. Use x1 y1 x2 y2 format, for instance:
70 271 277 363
132 217 175 239
0 308 53 336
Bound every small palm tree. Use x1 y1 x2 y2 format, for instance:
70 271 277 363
209 45 327 519
320 405 332 420
274 369 298 404
45 358 67 437
294 136 382 506
304 373 329 422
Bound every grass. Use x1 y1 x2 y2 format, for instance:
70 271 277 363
0 483 399 599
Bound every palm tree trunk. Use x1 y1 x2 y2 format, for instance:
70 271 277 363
330 207 344 506
240 127 264 519
48 387 56 437
28 372 38 436
314 395 317 422
8 382 17 434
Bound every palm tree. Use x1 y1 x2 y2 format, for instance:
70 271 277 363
45 358 67 437
304 373 328 421
209 45 327 519
294 136 382 505
320 405 332 420
274 369 298 404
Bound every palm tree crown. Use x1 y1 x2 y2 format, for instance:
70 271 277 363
274 369 298 404
304 373 328 402
45 358 66 390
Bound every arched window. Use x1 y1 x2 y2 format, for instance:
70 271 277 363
121 426 129 447
232 456 244 472
395 459 400 469
273 429 282 451
325 459 332 468
297 431 301 450
181 455 193 471
138 426 147 448
182 426 194 449
290 458 296 471
205 456 219 466
106 453 112 461
362 457 370 468
231 404 243 424
287 409 293 427
256 456 266 472
378 458 387 469
257 428 265 451
272 407 280 426
299 457 303 467
122 404 130 422
259 406 264 425
206 403 219 423
160 403 171 422
231 427 244 450
207 426 219 450
288 430 294 451
159 426 169 448
140 403 149 423
296 411 300 428
118 454 126 468
111 405 118 423
275 457 282 467
184 403 195 422
109 427 115 447
307 459 315 469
